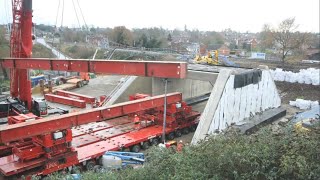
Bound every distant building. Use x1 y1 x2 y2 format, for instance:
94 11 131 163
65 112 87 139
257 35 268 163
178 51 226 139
249 39 258 49
86 35 109 49
218 45 230 56
200 44 207 55
306 47 320 60
250 52 266 60
186 43 200 55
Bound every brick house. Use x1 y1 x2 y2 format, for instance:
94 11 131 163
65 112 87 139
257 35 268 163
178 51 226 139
218 45 231 56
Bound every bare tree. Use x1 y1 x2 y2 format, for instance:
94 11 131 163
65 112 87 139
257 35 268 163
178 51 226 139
259 24 274 50
272 17 307 64
0 27 9 79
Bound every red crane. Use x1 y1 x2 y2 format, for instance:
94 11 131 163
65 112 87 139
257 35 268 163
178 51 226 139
1 0 186 115
10 0 33 110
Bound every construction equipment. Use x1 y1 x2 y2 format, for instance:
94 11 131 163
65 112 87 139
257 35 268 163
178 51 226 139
31 98 48 117
194 50 239 67
294 115 320 133
0 0 191 178
194 50 219 65
102 151 145 169
0 93 200 178
0 97 48 118
52 75 89 88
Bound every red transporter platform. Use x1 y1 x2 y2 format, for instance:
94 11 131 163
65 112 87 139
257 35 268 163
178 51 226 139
0 92 200 178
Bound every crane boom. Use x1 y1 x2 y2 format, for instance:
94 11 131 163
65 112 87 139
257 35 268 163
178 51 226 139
10 0 33 109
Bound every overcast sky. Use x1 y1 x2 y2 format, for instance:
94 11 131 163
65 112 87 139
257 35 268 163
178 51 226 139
0 0 319 32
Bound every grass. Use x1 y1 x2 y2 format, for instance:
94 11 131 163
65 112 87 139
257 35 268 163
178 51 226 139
32 44 55 58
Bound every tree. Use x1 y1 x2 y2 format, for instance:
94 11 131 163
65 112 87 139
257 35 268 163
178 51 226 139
61 29 86 43
201 31 224 47
0 26 9 79
272 18 307 63
138 33 148 47
111 26 133 46
167 33 172 42
259 24 274 51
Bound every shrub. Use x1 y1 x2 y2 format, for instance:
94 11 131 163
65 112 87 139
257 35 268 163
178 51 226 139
50 127 320 180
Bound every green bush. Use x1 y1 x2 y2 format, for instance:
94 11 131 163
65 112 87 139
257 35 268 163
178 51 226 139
48 127 320 180
65 45 95 59
32 44 55 58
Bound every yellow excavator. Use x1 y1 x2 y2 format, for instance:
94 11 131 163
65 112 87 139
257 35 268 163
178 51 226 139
194 50 219 65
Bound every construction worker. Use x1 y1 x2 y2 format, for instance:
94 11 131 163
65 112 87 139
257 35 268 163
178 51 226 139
176 140 184 152
134 114 140 129
150 115 155 124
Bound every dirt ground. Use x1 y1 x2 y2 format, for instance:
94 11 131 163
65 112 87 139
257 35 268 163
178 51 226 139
232 58 320 71
276 81 320 104
71 75 126 97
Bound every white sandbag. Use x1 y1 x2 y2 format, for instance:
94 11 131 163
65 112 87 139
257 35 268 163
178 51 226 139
271 68 319 85
290 98 319 110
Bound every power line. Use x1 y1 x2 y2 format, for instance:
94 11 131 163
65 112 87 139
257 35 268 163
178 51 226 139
54 0 61 28
61 0 64 28
71 0 81 29
76 0 88 31
4 0 11 32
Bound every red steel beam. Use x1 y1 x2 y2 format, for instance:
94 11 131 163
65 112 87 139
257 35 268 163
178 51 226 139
45 94 86 108
0 58 187 78
56 90 96 104
0 92 182 143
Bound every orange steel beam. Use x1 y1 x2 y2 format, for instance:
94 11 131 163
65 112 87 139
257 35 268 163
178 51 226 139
0 92 182 143
0 58 187 78
45 94 86 108
55 90 96 104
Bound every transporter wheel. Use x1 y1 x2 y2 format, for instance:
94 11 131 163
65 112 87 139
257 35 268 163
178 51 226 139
41 176 50 180
189 125 197 132
175 130 182 137
151 138 159 146
71 165 82 174
142 142 150 150
167 132 175 140
131 145 141 153
86 160 96 171
93 165 102 173
182 128 190 134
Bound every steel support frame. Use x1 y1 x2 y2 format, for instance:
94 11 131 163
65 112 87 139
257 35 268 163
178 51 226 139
0 92 182 143
1 58 187 78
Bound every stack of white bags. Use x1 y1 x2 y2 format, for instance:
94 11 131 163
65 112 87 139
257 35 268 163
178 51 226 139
270 68 320 85
289 99 319 110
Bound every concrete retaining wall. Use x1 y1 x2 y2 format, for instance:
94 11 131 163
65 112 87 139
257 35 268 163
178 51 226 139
192 69 281 144
113 76 153 104
152 78 212 100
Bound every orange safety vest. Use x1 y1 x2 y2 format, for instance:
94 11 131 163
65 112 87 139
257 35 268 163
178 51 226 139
177 142 184 152
134 116 140 124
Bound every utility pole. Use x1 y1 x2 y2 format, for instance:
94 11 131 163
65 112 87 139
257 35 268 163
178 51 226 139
162 78 168 143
